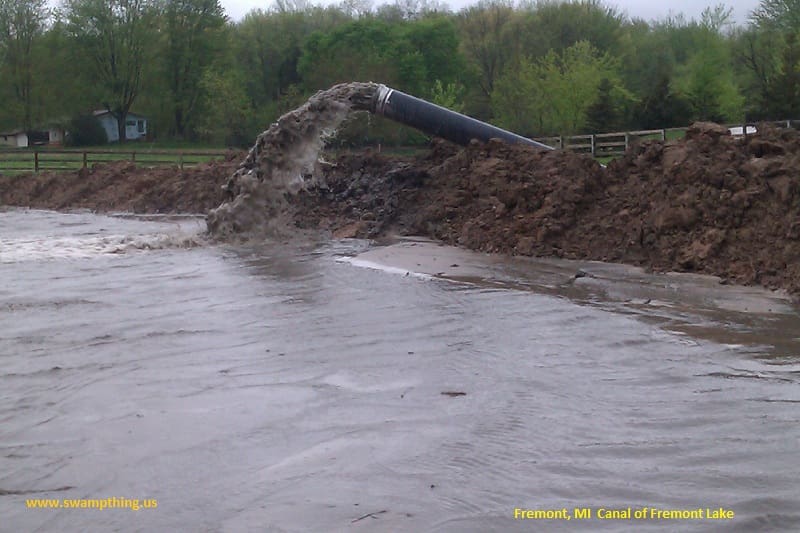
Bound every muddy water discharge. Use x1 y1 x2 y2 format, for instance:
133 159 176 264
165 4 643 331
206 82 378 239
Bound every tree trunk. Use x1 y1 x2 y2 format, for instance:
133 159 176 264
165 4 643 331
117 113 127 143
174 107 185 139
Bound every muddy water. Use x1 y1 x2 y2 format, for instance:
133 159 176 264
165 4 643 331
206 82 377 239
2 209 800 533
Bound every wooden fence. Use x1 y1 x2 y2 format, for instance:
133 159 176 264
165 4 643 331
0 148 230 175
533 119 799 158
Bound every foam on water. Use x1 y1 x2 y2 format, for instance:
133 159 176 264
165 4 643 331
0 209 206 263
338 256 435 281
0 233 203 263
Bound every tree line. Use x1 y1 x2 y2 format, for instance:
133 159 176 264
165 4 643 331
0 0 798 146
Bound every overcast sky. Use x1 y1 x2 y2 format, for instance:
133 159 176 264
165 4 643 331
221 0 762 24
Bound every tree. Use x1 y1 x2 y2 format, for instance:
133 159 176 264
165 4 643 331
676 27 744 122
430 79 464 112
159 0 226 138
633 70 692 128
492 40 627 135
235 8 328 106
770 30 800 117
65 113 108 146
195 67 252 146
457 0 515 110
742 0 800 118
64 0 156 143
299 19 402 90
585 78 620 132
751 0 800 32
0 0 49 130
516 0 627 57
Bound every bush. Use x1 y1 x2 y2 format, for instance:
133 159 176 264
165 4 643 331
65 114 108 146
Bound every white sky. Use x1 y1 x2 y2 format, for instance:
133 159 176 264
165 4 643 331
221 0 762 24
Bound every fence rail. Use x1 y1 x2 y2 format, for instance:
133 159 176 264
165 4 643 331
533 120 799 158
0 148 230 175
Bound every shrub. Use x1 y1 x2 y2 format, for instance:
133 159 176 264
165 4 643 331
65 114 108 146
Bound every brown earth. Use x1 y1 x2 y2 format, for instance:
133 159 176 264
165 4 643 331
0 151 241 213
2 122 800 296
295 122 800 295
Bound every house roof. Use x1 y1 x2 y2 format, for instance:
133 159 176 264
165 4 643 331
0 129 27 136
93 110 147 119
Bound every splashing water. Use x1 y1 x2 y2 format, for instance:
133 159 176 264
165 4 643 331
206 82 379 240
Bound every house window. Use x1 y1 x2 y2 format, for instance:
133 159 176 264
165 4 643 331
126 120 136 127
137 120 145 133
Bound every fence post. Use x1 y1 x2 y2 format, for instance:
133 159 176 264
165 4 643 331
590 134 596 157
34 151 39 173
624 133 630 151
131 151 136 163
661 129 666 141
83 152 87 169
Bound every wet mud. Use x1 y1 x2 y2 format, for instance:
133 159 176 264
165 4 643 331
295 122 800 296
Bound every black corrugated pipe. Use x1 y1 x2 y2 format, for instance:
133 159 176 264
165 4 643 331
370 84 553 150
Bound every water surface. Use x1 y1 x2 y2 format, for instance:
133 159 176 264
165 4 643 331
2 209 799 532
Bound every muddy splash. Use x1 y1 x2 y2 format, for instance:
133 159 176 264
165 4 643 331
205 82 379 239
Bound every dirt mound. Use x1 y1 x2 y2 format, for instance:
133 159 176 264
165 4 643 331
596 122 800 292
295 122 800 295
0 152 242 213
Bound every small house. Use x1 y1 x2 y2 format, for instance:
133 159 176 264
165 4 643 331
0 130 29 148
93 110 148 142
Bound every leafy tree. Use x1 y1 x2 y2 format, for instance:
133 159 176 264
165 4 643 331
337 0 373 19
65 113 108 146
516 0 627 57
299 19 403 90
632 70 692 128
195 67 253 146
235 9 305 106
0 0 49 130
751 0 800 32
400 16 465 96
732 27 778 118
375 0 449 21
159 0 226 138
769 30 800 117
492 40 627 135
675 27 744 122
298 16 464 96
430 79 464 112
457 0 515 115
585 78 620 132
741 0 800 118
64 0 157 142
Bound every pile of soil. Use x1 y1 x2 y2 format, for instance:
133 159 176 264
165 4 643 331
295 122 800 295
0 153 241 213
